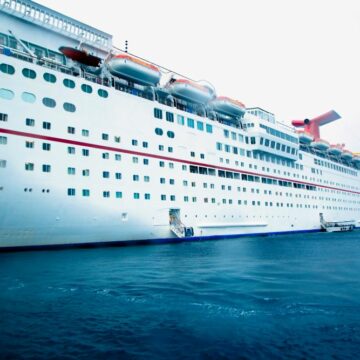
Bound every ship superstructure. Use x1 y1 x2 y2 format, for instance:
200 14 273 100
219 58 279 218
0 0 359 249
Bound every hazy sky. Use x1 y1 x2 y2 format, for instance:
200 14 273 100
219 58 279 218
36 0 360 150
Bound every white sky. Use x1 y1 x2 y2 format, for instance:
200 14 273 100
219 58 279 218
36 0 360 151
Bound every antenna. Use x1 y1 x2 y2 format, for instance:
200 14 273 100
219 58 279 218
125 40 128 53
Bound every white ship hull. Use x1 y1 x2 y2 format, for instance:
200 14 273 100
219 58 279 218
0 1 360 250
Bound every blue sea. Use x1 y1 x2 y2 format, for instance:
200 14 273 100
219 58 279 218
1 231 360 359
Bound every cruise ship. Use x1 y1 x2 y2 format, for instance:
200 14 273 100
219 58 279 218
1 0 359 250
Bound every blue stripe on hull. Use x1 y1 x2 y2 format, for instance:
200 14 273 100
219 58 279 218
0 228 329 252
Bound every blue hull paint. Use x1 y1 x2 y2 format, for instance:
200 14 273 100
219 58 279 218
0 228 328 252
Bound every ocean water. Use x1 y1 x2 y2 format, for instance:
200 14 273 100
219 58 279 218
1 232 360 359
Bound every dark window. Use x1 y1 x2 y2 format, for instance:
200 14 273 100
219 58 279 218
42 97 56 108
166 112 174 122
22 68 36 79
43 72 56 83
63 102 76 113
81 84 93 94
42 122 51 130
154 108 162 119
155 128 163 136
167 131 175 139
0 113 8 122
42 143 51 151
63 78 75 88
98 89 109 98
0 63 15 75
25 118 35 126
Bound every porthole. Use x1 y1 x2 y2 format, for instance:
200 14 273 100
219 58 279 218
0 88 14 100
155 128 163 136
63 102 76 113
21 92 36 103
22 68 36 79
42 97 56 108
63 78 75 89
167 131 175 139
0 63 15 75
43 72 57 83
81 84 93 94
98 89 108 98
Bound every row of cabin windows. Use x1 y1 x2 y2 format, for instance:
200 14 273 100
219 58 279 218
0 63 109 98
24 119 121 143
314 158 357 177
67 189 152 200
154 108 213 134
259 137 297 155
224 129 245 142
188 164 317 191
154 128 175 138
0 88 76 112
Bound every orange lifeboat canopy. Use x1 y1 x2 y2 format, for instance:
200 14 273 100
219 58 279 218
107 54 161 86
296 130 313 144
210 96 246 118
311 138 330 151
167 79 215 104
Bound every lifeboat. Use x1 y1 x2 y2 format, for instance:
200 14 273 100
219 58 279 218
296 130 313 144
328 144 343 156
59 46 102 67
209 96 246 118
167 79 215 104
341 150 353 161
311 138 330 151
107 54 161 86
352 155 360 165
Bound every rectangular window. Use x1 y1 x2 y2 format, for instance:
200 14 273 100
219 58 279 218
197 121 204 131
177 115 185 125
166 112 174 122
82 129 89 137
102 152 109 159
25 162 34 171
133 192 140 199
0 136 7 145
168 147 173 153
132 157 139 163
142 141 148 148
115 191 122 199
67 188 75 196
133 174 139 181
114 136 121 143
132 139 138 146
25 118 35 126
206 124 213 133
42 164 51 172
102 133 109 140
143 158 149 165
154 108 163 119
115 172 122 180
216 142 223 151
68 126 75 134
115 154 121 161
184 196 189 202
68 167 75 175
169 179 175 185
25 141 34 148
144 176 150 182
103 191 110 198
82 149 89 156
82 169 90 176
187 118 195 128
170 195 176 201
0 113 8 122
43 122 51 130
224 130 229 138
0 160 6 168
160 177 165 184
42 143 51 151
103 171 110 178
159 161 165 167
82 189 90 197
68 146 75 154
161 194 166 201
144 193 151 200
159 145 164 151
